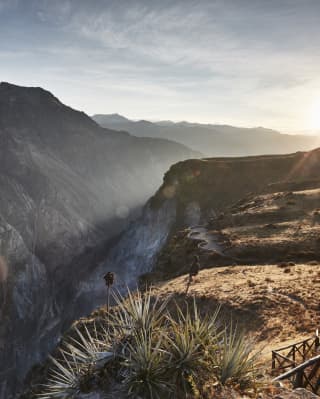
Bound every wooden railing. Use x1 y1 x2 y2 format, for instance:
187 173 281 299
272 335 320 394
272 336 320 374
273 355 320 394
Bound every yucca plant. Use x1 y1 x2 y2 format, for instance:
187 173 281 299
214 323 259 385
38 350 87 399
185 299 222 349
121 330 173 399
165 300 220 396
38 325 114 398
109 288 170 337
67 324 114 368
166 321 201 395
38 289 260 399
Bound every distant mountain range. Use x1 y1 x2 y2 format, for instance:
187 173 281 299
93 113 320 157
0 82 198 399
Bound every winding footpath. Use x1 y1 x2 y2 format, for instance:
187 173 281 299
188 226 224 253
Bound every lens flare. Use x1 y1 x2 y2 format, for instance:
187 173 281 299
162 185 176 199
310 99 320 129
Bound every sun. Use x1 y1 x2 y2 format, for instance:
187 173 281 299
309 99 320 130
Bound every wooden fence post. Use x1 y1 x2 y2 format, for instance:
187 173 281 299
315 330 320 350
294 369 304 388
272 351 276 371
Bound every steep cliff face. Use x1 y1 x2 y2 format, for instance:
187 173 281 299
151 150 320 225
99 200 176 290
67 200 177 323
0 82 198 398
0 218 56 398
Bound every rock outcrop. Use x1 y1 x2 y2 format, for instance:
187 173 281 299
151 150 320 225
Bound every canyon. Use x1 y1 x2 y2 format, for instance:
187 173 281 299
0 82 197 398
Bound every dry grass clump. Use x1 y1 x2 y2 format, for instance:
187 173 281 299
38 289 260 399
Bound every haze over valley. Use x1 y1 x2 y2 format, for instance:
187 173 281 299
1 1 320 398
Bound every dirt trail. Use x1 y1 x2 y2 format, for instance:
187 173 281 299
188 225 223 253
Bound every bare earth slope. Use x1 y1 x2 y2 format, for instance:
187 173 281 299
154 263 320 351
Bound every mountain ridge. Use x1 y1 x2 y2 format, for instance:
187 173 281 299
92 113 320 157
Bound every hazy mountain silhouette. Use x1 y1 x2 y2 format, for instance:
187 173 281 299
93 114 319 157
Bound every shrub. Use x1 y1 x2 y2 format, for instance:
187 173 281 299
213 323 258 386
38 326 114 398
38 290 259 399
122 331 172 399
165 303 209 395
109 288 170 337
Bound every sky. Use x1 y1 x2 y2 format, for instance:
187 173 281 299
1 0 320 132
